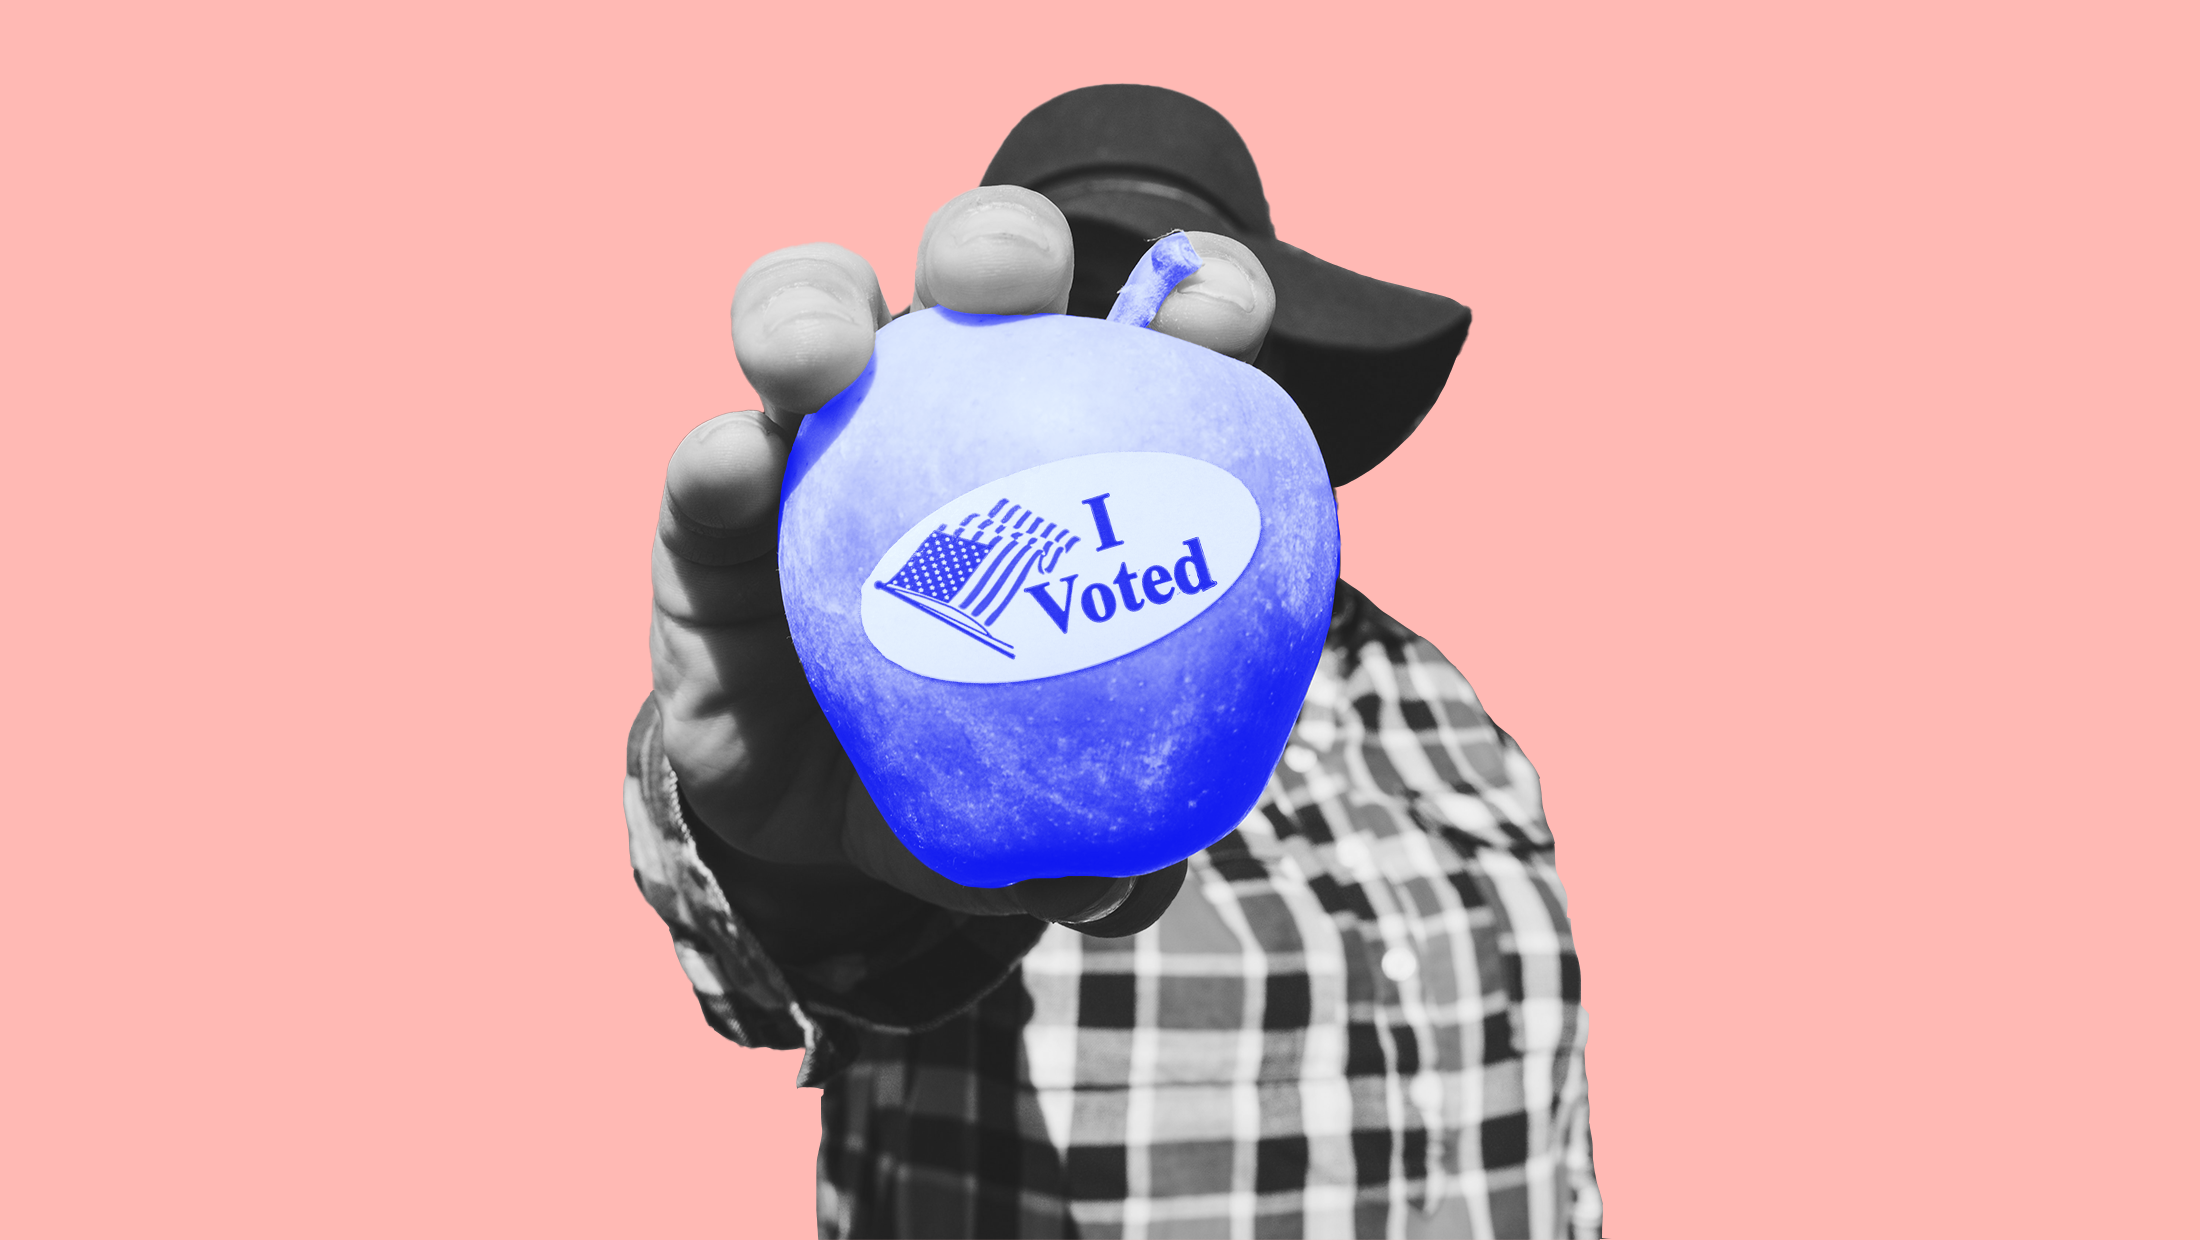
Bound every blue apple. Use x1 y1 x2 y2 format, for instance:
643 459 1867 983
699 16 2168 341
779 305 1338 888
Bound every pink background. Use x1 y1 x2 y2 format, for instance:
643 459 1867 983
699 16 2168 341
5 1 2193 1235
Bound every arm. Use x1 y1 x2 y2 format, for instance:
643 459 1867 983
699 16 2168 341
634 190 1273 1051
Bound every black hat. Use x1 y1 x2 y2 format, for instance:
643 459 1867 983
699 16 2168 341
983 84 1473 486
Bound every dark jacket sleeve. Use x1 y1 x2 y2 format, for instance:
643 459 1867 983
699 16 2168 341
624 695 1046 1087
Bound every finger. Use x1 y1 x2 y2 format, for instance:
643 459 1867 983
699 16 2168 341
663 687 853 867
662 411 785 554
732 242 889 430
913 186 1075 316
1056 861 1188 938
653 396 838 859
652 612 820 818
653 410 807 810
1148 231 1275 364
1013 874 1136 923
655 411 789 628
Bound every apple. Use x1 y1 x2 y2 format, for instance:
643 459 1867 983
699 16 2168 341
779 306 1338 888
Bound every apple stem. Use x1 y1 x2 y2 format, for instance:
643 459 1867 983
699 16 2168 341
1104 231 1204 329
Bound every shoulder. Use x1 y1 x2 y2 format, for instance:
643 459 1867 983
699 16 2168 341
1325 581 1493 726
1316 582 1551 854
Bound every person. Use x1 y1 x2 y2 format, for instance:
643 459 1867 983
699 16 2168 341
626 86 1600 1239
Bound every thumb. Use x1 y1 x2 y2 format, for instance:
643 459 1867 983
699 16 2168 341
1018 862 1190 937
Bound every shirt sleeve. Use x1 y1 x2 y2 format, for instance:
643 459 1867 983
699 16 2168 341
624 695 1047 1087
1560 1059 1603 1238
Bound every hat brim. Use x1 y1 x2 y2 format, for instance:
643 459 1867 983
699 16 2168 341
1046 188 1471 486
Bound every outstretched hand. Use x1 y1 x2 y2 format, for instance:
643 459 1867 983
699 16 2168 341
651 186 1277 928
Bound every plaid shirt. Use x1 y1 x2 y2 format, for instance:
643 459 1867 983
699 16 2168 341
625 584 1600 1238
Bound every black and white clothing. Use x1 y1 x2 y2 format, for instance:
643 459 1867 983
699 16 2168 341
625 584 1600 1237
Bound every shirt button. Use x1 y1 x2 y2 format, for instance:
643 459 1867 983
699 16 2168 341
1381 946 1418 981
1332 836 1370 870
1283 745 1319 773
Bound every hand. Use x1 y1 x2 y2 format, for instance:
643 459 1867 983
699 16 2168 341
652 186 1277 930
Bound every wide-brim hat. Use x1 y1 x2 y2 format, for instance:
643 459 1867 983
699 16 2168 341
982 84 1472 486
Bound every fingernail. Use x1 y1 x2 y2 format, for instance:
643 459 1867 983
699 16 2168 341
739 257 869 333
1063 877 1137 925
1011 873 1129 923
1172 256 1257 312
940 199 1058 255
756 281 866 332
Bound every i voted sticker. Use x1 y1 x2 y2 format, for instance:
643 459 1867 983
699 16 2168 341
860 451 1261 684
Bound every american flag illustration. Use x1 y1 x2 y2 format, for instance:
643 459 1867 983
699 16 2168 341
874 499 1080 657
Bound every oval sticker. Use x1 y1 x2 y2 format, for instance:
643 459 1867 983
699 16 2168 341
860 451 1261 684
